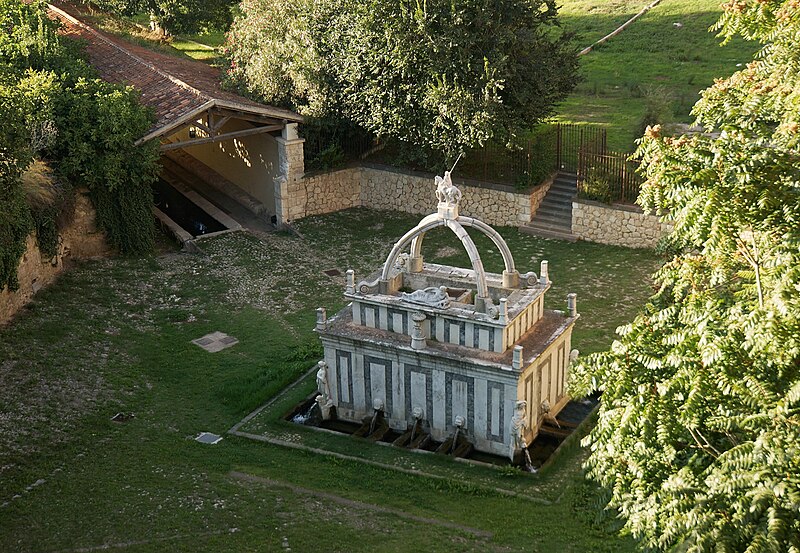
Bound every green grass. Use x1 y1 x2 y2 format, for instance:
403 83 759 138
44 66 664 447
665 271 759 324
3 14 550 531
78 9 224 65
169 31 225 64
556 0 759 151
0 210 660 552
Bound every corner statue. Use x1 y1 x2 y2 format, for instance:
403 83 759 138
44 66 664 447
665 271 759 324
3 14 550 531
315 361 333 419
509 400 528 461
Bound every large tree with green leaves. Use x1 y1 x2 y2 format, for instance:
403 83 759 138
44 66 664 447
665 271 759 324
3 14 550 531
225 0 579 157
570 2 800 551
80 0 235 36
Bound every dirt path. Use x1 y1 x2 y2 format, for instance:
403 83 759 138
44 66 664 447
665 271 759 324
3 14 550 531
229 471 494 538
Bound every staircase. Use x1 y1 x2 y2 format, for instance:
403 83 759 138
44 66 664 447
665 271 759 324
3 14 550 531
521 172 577 241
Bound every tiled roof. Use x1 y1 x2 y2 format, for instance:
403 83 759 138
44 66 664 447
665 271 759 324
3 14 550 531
47 2 301 141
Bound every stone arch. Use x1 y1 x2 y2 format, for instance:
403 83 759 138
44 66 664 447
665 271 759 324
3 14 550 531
380 215 490 300
409 215 517 275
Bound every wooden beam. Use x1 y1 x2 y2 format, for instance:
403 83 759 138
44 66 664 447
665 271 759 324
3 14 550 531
213 107 284 126
214 99 303 123
135 100 216 145
210 115 231 133
192 117 212 135
159 124 283 152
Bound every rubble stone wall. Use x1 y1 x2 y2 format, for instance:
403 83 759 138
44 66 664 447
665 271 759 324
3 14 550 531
1 191 110 324
297 165 549 227
572 199 672 248
291 166 362 220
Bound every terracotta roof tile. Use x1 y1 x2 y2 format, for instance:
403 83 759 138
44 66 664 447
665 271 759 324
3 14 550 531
46 2 301 140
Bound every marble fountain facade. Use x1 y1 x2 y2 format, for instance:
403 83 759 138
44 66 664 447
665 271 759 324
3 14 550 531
313 172 579 461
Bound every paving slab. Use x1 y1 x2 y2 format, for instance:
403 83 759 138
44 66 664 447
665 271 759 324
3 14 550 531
191 331 239 352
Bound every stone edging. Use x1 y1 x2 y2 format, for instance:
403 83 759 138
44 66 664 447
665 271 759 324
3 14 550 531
572 197 643 213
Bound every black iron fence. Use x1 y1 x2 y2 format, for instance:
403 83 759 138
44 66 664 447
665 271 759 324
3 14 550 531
577 149 643 204
457 126 558 188
457 123 608 187
555 123 607 173
303 122 643 202
303 127 375 171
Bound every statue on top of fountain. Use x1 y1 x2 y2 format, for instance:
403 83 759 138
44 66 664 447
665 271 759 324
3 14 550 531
435 170 462 219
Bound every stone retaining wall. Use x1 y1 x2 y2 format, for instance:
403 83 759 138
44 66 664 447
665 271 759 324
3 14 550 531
1 191 110 324
294 166 361 220
572 199 672 248
294 165 548 227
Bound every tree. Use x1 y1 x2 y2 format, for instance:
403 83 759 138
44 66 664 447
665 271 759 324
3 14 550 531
0 0 160 290
81 0 235 36
569 2 800 551
225 0 579 158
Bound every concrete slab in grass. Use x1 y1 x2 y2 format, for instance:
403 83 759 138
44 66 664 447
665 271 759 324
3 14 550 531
192 331 239 352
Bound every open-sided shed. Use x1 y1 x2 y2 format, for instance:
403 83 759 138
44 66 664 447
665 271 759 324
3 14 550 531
48 2 305 227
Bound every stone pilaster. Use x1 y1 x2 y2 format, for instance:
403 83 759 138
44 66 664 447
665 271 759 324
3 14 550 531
273 123 305 228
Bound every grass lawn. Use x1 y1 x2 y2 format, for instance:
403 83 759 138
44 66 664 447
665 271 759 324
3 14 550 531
169 30 226 63
75 8 225 66
0 209 660 552
556 0 760 151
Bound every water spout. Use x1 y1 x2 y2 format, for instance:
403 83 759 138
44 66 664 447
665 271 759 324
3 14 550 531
450 428 460 454
450 416 465 455
368 409 380 436
291 400 318 425
522 448 536 473
409 406 423 447
368 398 385 437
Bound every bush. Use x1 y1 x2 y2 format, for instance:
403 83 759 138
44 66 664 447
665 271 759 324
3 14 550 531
578 167 612 203
636 84 673 138
0 0 160 291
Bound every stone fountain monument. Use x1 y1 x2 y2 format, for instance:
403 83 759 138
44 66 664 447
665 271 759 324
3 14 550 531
314 171 579 461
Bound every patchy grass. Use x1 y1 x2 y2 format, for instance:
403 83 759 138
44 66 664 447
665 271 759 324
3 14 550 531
169 32 224 64
69 7 224 65
0 209 659 552
556 0 759 151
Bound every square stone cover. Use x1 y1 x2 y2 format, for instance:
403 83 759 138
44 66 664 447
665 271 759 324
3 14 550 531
195 432 223 445
191 331 239 352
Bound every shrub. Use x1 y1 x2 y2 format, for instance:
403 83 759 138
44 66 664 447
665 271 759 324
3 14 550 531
636 84 673 138
578 167 612 203
227 0 580 159
0 0 160 291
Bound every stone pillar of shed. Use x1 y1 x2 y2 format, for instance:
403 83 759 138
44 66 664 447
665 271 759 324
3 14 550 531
273 123 305 229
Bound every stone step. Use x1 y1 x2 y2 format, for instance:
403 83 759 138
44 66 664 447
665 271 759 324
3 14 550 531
535 206 572 220
552 178 577 188
545 187 576 198
547 188 576 199
531 213 572 229
539 197 573 208
520 222 577 242
535 199 572 214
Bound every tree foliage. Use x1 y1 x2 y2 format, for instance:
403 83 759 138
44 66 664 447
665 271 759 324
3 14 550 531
225 0 579 158
83 0 236 36
0 0 159 290
570 2 800 551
